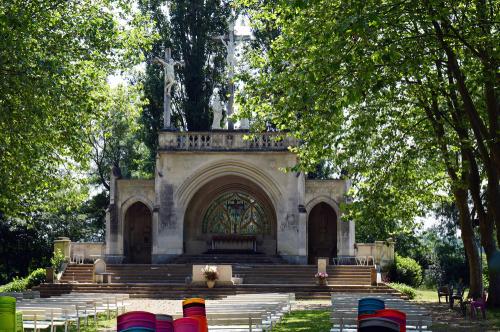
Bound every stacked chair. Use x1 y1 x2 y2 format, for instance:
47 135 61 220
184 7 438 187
0 296 17 332
156 314 174 332
117 298 209 332
173 318 201 332
117 311 157 331
180 298 208 332
358 298 406 332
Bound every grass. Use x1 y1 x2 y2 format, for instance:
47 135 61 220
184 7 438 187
72 313 115 332
414 287 439 302
486 308 500 328
47 313 115 332
273 310 331 332
413 287 500 330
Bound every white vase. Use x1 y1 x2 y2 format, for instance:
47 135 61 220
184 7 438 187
207 280 216 288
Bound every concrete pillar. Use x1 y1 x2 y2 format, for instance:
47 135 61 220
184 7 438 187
317 258 328 273
53 237 71 260
106 166 121 259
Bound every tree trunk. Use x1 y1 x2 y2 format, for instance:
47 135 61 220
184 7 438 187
484 246 500 306
454 188 482 299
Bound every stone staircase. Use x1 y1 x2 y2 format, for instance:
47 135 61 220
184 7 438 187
40 254 399 299
37 282 398 299
233 265 372 286
169 253 288 264
59 264 372 286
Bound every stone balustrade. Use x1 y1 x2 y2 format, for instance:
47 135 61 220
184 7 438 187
158 130 296 151
355 239 395 269
70 242 106 262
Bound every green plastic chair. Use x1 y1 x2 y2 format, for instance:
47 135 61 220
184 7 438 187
16 312 23 332
0 296 16 332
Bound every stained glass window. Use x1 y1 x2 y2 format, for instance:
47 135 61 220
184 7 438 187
202 192 270 235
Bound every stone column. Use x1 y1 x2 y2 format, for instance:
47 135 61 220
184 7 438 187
53 237 71 260
105 166 124 263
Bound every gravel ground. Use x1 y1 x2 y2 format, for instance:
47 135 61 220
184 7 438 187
124 299 183 315
123 298 330 316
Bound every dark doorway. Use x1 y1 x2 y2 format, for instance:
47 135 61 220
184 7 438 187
124 202 152 264
308 202 337 264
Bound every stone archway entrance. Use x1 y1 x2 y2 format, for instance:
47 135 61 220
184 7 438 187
124 202 152 264
184 175 277 255
308 202 337 264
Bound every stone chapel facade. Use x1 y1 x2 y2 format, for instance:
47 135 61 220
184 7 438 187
105 130 355 264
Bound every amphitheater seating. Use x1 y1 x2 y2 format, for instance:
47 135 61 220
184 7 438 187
330 293 432 332
202 293 293 331
13 292 129 331
11 291 289 331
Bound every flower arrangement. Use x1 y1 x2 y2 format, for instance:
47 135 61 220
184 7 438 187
315 272 329 286
201 265 219 281
315 272 329 280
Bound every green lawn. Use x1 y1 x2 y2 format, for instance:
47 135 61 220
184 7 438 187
48 313 115 332
273 310 331 332
414 288 439 302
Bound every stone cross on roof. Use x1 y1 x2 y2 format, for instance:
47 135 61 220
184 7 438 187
154 47 184 130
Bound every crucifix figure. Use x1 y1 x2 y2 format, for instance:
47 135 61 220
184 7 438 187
154 47 184 129
214 17 251 130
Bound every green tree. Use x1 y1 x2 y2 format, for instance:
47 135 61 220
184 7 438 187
238 0 498 302
0 185 109 285
0 0 152 218
88 84 151 190
138 0 230 170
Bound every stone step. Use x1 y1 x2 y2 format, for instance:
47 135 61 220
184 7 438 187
169 254 288 262
61 263 374 287
37 283 398 300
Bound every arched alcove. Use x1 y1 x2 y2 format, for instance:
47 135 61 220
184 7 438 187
124 202 152 263
308 202 337 264
183 175 277 255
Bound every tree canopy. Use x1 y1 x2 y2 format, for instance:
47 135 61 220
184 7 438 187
238 0 499 301
0 0 152 218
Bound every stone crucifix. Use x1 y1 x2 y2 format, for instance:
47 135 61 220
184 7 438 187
154 48 184 129
213 18 251 130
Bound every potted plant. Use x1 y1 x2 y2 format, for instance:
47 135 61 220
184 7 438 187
201 265 218 288
315 272 329 286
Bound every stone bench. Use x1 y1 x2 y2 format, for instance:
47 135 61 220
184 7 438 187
211 235 257 252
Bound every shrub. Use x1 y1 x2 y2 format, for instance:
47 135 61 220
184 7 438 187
389 282 417 300
0 277 28 292
389 254 423 287
51 249 68 274
26 268 46 289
